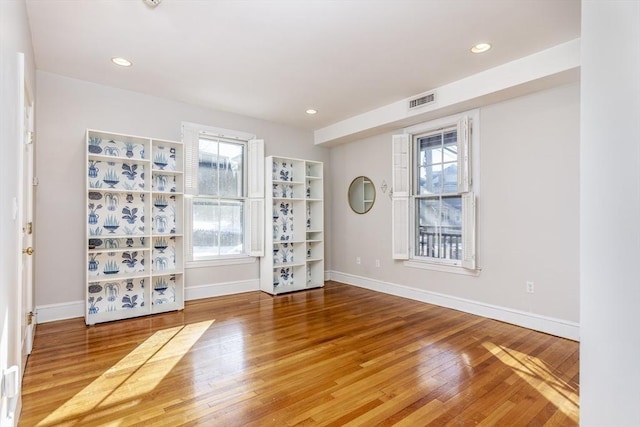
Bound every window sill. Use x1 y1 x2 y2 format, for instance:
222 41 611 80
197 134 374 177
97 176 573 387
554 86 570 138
186 256 257 269
404 260 480 276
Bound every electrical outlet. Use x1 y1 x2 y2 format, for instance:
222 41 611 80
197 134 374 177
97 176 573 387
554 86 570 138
375 259 380 267
526 281 535 293
356 257 361 265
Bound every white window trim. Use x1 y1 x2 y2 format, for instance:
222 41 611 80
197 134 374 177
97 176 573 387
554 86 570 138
404 260 481 276
182 122 264 266
186 255 256 269
399 109 480 273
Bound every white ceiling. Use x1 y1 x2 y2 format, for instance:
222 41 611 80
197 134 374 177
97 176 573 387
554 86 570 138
25 0 580 131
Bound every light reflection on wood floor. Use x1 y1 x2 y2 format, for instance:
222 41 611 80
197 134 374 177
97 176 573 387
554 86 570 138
19 281 579 426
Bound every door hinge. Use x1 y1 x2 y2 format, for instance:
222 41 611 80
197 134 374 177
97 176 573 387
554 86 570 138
23 222 33 234
33 176 39 186
27 311 34 325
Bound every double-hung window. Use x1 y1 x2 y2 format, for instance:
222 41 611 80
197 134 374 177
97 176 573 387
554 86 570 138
182 123 264 263
392 110 478 272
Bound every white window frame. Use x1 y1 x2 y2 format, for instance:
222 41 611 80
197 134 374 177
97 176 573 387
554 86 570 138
182 122 264 267
392 110 480 275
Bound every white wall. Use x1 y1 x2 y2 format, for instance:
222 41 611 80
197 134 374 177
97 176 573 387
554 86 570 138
329 82 580 338
0 0 36 424
580 1 640 425
34 71 329 317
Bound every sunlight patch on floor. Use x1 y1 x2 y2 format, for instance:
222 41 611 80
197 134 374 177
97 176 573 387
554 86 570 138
37 320 214 426
482 342 579 422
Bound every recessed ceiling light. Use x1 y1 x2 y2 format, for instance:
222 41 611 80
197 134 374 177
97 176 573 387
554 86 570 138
306 109 317 115
111 57 133 67
471 43 491 54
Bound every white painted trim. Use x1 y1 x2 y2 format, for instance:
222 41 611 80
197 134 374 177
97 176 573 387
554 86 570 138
38 272 575 343
404 260 480 276
184 279 259 301
181 121 256 142
186 256 257 269
315 38 580 146
36 300 84 323
35 280 261 323
327 270 579 341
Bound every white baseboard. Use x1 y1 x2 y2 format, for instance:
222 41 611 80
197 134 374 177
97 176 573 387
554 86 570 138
36 300 84 323
36 279 260 324
37 274 578 341
328 270 580 341
184 279 260 301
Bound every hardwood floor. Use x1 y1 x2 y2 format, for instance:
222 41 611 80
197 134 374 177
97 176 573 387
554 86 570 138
19 281 579 426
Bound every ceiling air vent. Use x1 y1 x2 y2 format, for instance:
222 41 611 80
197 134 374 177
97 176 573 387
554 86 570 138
408 91 436 110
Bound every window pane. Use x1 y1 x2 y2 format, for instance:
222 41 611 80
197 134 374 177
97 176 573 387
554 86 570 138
419 134 442 166
441 195 462 260
198 139 219 196
219 201 244 255
418 136 443 195
198 138 244 197
193 198 244 258
442 130 457 146
416 195 462 260
419 164 442 194
441 196 462 228
442 162 458 193
417 129 458 195
193 198 219 257
218 141 244 198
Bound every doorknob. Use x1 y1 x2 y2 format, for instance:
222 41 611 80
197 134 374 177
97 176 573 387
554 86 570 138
22 247 34 255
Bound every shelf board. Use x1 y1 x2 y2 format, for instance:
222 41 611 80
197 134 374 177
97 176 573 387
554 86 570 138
151 169 183 175
273 261 306 268
272 179 305 185
87 272 149 283
88 247 150 254
152 232 183 237
88 153 150 162
273 282 324 294
86 307 149 325
88 234 151 240
88 233 149 241
87 188 147 194
151 190 183 195
151 302 184 314
273 197 306 201
152 269 184 276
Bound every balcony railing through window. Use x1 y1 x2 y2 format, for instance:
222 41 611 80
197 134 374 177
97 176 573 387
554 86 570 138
417 228 462 260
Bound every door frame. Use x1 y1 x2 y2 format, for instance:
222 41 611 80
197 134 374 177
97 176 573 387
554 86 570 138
20 81 35 370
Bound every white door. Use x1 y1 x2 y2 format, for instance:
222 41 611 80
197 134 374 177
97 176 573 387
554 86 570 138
20 83 35 372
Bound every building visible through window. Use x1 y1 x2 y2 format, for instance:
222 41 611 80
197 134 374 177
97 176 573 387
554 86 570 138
415 127 463 260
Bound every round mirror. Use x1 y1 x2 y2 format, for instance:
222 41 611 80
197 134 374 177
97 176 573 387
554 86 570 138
348 176 376 214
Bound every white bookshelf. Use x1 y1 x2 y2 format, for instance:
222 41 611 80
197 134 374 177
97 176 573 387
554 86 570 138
260 156 324 295
85 129 184 324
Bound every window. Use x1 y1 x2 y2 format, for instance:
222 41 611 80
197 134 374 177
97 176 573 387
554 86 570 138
193 137 245 257
182 123 264 263
392 111 477 272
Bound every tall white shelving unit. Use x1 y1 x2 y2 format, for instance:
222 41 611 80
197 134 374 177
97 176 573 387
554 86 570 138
85 129 184 325
261 156 324 295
